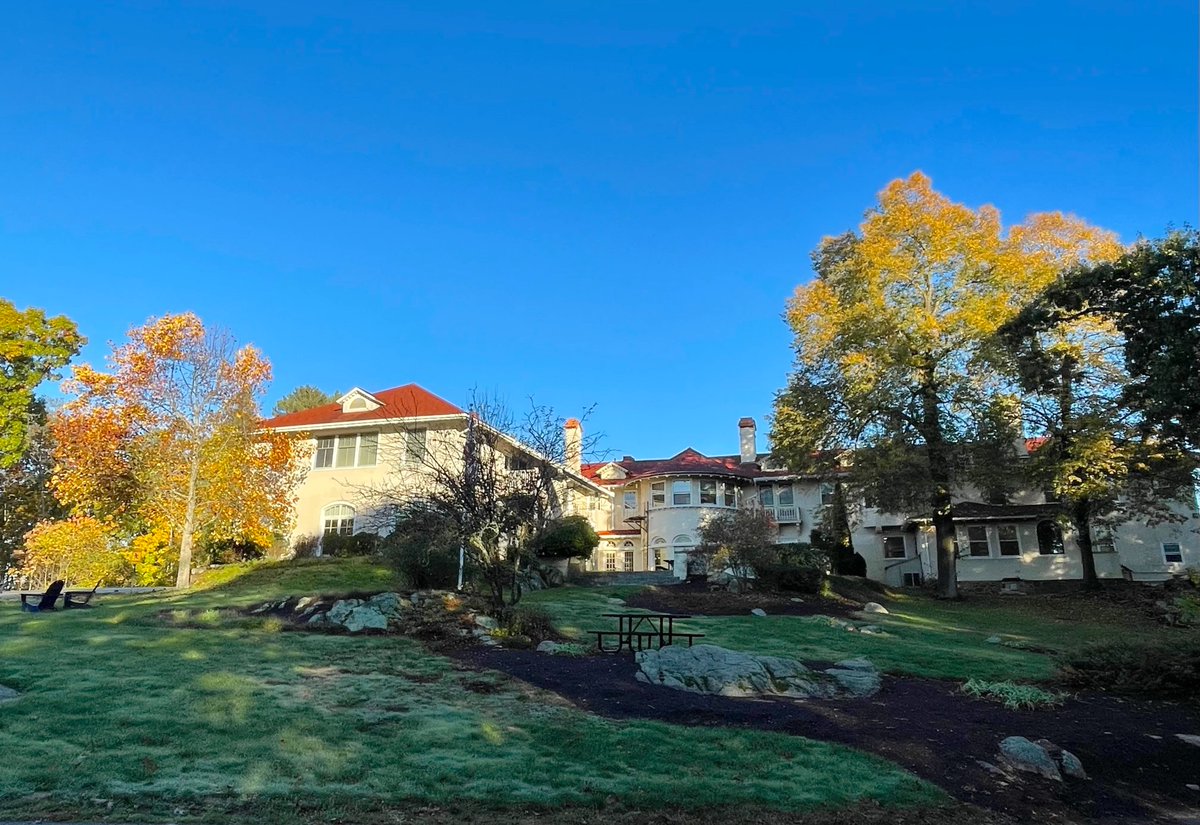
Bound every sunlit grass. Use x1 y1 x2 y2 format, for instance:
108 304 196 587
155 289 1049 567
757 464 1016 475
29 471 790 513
0 559 941 823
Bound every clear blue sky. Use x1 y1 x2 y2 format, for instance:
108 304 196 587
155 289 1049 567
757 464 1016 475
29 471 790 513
2 1 1196 461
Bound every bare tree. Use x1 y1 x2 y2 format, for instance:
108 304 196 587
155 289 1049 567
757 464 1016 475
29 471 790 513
360 391 605 610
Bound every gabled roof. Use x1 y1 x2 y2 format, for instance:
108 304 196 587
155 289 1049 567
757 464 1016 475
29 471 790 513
261 384 464 430
581 448 762 484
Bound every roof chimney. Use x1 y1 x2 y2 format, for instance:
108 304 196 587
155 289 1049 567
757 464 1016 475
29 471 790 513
738 417 757 464
564 418 582 475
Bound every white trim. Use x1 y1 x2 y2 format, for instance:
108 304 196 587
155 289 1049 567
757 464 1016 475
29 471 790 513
336 387 383 412
265 413 467 433
1162 541 1184 564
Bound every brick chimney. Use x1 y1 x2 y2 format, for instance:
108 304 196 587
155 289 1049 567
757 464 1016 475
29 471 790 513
564 418 582 475
738 417 757 464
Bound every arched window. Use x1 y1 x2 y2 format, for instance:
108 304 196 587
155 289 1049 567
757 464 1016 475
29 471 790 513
1037 520 1064 556
651 537 667 570
322 504 356 536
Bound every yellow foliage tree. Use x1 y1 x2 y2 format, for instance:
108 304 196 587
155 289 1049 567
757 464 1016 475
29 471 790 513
52 313 305 587
773 172 1123 597
18 515 123 589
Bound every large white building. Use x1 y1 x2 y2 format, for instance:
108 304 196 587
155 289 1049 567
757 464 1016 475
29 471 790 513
263 384 1199 587
577 418 1200 587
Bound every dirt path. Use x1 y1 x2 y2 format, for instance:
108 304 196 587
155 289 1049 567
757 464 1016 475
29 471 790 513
452 647 1200 824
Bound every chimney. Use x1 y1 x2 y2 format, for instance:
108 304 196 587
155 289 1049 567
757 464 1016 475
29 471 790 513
564 418 582 475
738 417 757 464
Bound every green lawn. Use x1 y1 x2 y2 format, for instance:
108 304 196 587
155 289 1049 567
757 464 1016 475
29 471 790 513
525 584 1177 682
0 559 939 823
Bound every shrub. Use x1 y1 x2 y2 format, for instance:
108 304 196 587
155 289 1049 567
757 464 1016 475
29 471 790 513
1176 594 1200 627
379 509 460 589
320 532 379 558
499 606 556 642
961 678 1067 710
528 516 599 560
20 516 125 588
755 543 831 593
1058 640 1200 699
291 535 321 559
202 537 267 565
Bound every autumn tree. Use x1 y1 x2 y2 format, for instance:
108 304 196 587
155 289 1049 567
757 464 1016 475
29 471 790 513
772 173 1119 598
0 299 83 468
273 385 338 416
18 515 122 589
997 225 1196 589
53 313 303 587
0 400 65 585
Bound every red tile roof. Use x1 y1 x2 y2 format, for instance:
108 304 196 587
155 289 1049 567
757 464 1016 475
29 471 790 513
580 448 762 484
261 384 464 429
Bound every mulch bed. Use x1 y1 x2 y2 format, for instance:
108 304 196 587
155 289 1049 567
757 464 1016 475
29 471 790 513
624 581 862 618
451 647 1200 824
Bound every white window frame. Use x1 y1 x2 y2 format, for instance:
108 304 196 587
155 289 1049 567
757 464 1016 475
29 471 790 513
777 485 794 506
966 525 991 557
604 551 617 571
996 524 1022 557
722 482 737 508
699 480 717 505
820 482 835 506
651 481 666 506
672 480 692 506
623 489 638 511
321 503 356 536
314 433 379 470
1163 542 1184 564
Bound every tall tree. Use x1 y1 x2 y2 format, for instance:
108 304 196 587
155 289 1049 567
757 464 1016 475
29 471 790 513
0 299 83 468
52 313 303 587
0 400 64 585
273 385 338 416
772 173 1118 598
997 227 1196 589
1025 229 1199 452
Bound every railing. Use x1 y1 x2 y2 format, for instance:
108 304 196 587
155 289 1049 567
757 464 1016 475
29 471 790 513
768 505 800 523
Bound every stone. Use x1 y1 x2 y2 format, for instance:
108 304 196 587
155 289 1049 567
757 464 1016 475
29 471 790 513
998 736 1061 781
985 635 1003 644
824 658 883 697
474 615 498 630
862 602 889 614
634 644 880 700
0 685 19 704
750 608 767 617
366 592 408 620
306 611 329 627
1059 749 1087 780
790 597 804 603
295 596 319 612
1187 784 1199 792
859 625 884 635
1176 734 1200 747
341 605 389 634
606 597 625 605
326 599 362 625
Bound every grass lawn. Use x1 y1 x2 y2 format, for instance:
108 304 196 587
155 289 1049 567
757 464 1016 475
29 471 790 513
525 583 1177 682
0 559 939 823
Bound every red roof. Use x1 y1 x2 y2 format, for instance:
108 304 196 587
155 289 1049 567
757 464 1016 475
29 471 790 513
1025 437 1050 453
580 448 762 485
261 384 464 429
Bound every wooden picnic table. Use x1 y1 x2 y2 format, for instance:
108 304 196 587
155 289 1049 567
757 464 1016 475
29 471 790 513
591 612 703 653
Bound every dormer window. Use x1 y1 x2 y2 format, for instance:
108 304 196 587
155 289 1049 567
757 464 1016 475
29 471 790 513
338 388 384 414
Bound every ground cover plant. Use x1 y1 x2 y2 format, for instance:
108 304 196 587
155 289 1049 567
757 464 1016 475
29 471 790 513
959 678 1066 710
0 558 940 824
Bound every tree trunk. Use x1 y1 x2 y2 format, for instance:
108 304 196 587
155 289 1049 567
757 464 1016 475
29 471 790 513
175 454 201 588
920 368 958 599
1071 497 1101 591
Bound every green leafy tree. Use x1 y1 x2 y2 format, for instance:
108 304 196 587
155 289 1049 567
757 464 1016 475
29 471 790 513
1024 229 1199 452
694 507 779 585
997 250 1197 589
0 300 83 469
772 174 1119 598
0 400 65 585
272 385 338 416
529 515 599 559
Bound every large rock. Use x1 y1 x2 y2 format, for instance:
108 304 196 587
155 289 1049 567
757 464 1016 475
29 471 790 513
0 685 19 704
341 605 389 633
365 592 408 621
998 736 1062 781
634 644 880 699
862 602 889 614
750 608 767 617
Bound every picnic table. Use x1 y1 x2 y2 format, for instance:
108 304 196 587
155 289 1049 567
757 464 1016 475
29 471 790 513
590 612 704 653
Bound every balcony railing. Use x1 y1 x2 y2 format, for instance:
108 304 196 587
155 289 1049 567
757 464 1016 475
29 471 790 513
768 505 800 524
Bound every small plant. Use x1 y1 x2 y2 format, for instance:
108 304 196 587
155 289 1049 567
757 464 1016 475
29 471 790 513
1060 640 1200 698
961 678 1067 710
499 606 556 641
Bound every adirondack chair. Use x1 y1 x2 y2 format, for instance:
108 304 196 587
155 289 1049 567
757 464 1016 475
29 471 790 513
64 582 101 609
20 580 65 613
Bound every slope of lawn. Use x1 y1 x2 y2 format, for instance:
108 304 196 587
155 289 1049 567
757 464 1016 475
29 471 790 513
0 559 940 824
525 584 1173 682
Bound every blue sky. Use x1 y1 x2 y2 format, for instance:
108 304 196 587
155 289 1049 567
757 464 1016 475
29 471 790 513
2 1 1196 461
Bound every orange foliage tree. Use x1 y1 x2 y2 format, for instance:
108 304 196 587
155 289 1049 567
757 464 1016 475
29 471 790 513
52 313 303 587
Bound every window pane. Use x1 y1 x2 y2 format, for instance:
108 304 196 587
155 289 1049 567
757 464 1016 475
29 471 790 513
335 435 357 467
357 433 378 466
759 487 773 506
777 486 794 506
883 536 906 558
405 429 427 464
651 482 665 505
820 483 835 506
624 490 638 510
968 525 990 557
1164 543 1183 563
315 437 335 468
623 552 634 572
723 484 736 507
1037 521 1064 555
997 525 1020 556
699 480 717 505
672 480 691 505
